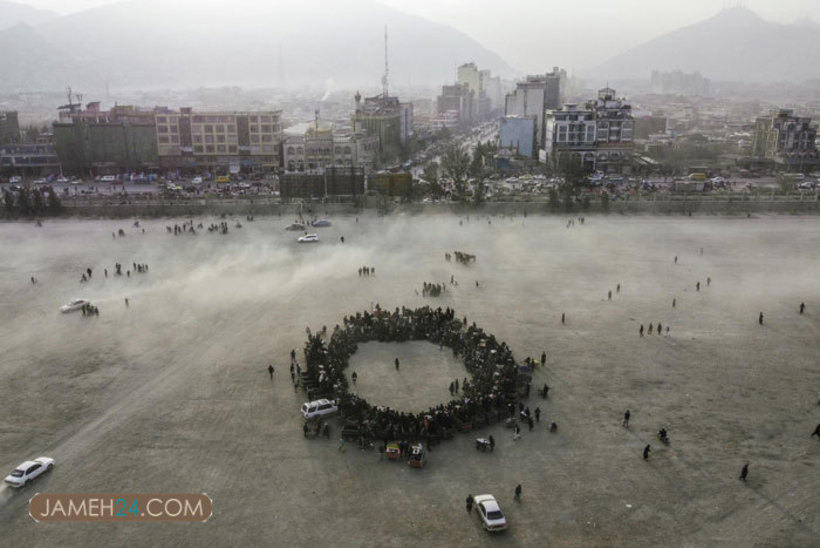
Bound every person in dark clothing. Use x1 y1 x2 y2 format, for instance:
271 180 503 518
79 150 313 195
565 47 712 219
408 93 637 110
811 423 820 439
267 364 274 379
623 410 630 427
541 351 546 367
643 445 651 460
488 435 495 451
759 312 764 325
799 302 805 314
395 358 400 370
535 407 541 422
514 484 522 502
739 463 749 481
466 494 474 513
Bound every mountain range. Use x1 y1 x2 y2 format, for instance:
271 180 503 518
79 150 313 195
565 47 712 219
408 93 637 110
0 0 517 93
591 7 820 83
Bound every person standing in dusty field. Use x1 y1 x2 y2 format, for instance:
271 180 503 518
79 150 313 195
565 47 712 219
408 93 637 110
739 463 749 481
643 445 651 460
623 410 630 427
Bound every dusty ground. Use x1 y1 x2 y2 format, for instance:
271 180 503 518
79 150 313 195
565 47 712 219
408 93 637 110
0 213 818 547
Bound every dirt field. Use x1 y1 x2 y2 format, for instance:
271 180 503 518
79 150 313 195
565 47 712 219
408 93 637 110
0 213 818 547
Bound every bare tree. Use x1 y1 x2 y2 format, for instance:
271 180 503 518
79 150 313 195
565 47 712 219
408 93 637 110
441 144 471 199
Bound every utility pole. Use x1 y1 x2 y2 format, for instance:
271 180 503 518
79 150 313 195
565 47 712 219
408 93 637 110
382 25 389 99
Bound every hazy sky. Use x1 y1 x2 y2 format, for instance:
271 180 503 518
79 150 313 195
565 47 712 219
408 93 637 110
13 0 820 71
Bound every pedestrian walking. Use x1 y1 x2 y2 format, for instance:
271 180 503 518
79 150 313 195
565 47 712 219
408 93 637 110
488 435 495 451
811 423 820 439
759 312 764 325
338 438 345 452
696 281 700 292
527 416 534 431
799 302 805 314
643 444 651 460
466 494 474 513
617 283 621 293
739 463 748 481
513 424 521 441
608 290 612 300
623 410 630 427
561 312 565 325
290 348 296 363
352 371 358 385
541 351 546 367
125 298 129 307
707 276 711 287
648 323 653 335
535 407 541 422
267 364 274 380
395 358 400 371
640 324 644 337
514 484 522 502
672 298 676 308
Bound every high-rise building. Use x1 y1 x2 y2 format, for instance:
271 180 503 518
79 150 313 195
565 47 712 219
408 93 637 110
505 67 566 148
543 87 634 173
436 83 474 125
351 92 411 164
751 109 817 168
0 111 20 144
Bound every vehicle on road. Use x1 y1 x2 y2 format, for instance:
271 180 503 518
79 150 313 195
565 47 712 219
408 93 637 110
60 298 90 313
311 219 331 227
474 494 508 532
301 399 337 418
298 233 319 243
4 457 54 488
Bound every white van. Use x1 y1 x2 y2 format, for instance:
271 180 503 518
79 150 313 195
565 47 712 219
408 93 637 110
301 399 338 419
101 175 117 182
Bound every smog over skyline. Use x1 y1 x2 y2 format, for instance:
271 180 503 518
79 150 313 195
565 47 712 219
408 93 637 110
1 0 820 546
7 0 820 72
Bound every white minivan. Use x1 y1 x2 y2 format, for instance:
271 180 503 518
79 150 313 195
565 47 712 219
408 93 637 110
301 399 338 419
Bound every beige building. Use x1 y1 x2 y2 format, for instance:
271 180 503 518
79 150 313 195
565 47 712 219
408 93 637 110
156 108 283 171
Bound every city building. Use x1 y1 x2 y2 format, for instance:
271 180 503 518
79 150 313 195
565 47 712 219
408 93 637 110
543 87 634 173
650 70 711 96
53 102 161 174
0 111 20 145
351 92 412 164
156 108 283 172
282 122 378 173
0 143 59 177
499 115 537 159
505 67 565 148
436 83 474 125
751 108 818 168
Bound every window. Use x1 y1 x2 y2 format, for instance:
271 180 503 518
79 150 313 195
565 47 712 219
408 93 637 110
344 146 351 154
216 125 225 133
249 116 258 123
251 135 260 143
250 125 258 133
228 145 237 153
158 125 168 133
262 135 273 143
158 136 170 144
193 135 203 144
297 147 303 154
194 145 204 153
261 125 271 133
205 135 214 144
217 145 227 153
287 147 295 155
170 135 179 144
205 145 215 153
169 126 178 133
227 125 236 133
217 135 226 143
204 125 213 133
260 115 271 123
156 116 167 123
335 147 341 154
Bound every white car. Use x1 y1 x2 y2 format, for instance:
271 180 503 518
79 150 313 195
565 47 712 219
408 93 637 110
301 399 338 419
60 298 90 313
298 233 319 243
192 176 203 185
4 457 54 488
474 494 508 532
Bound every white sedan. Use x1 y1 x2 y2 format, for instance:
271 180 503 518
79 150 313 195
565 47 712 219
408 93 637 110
298 233 319 243
474 494 508 532
4 457 54 488
60 299 90 313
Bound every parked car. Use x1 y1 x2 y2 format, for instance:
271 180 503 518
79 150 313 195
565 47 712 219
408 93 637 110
4 457 54 488
60 298 90 313
301 399 337 419
474 494 508 532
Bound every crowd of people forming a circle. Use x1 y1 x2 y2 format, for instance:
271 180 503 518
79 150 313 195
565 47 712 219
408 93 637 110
299 305 530 448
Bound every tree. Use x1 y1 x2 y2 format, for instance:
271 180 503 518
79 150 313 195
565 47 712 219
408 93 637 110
47 189 63 214
441 144 471 200
31 188 44 213
600 191 611 213
3 190 14 214
473 178 487 207
17 187 31 215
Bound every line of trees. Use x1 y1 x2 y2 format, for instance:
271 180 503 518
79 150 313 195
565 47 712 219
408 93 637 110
2 187 62 217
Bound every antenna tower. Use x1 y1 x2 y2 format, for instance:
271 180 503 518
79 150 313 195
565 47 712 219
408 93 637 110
381 25 389 99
